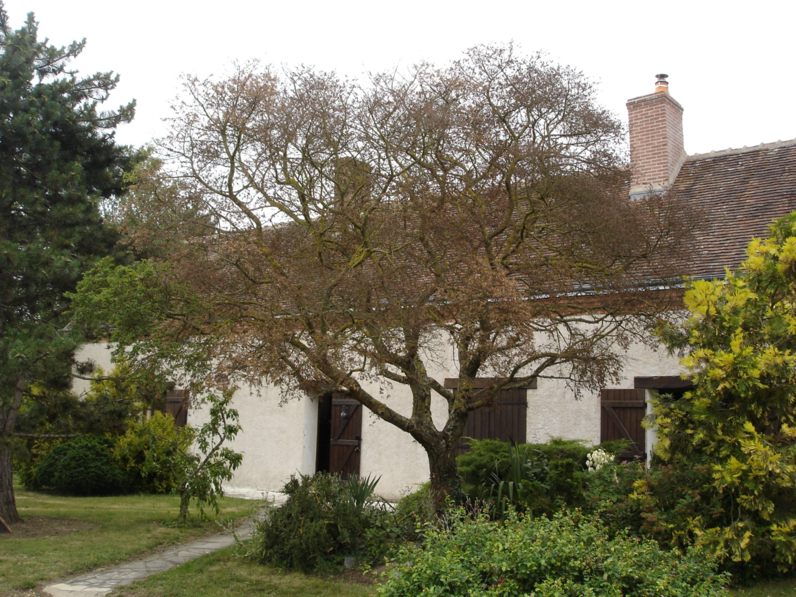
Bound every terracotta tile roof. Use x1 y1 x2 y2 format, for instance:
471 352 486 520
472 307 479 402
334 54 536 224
671 139 796 279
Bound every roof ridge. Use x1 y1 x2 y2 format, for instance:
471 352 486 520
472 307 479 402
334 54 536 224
687 138 796 161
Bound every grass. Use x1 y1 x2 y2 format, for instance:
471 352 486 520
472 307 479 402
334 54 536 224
110 544 796 597
107 549 796 597
729 578 796 597
4 483 793 597
110 545 377 597
0 485 254 595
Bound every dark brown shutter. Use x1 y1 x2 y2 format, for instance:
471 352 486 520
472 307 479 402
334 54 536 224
165 389 189 428
600 388 646 460
455 389 528 456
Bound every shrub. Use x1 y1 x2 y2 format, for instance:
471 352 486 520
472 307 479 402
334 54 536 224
390 482 437 546
459 438 630 519
114 411 192 494
378 509 730 597
650 213 796 575
15 437 67 490
395 482 435 524
249 472 392 572
12 360 165 491
117 394 242 524
457 439 511 493
489 439 557 518
34 435 128 495
583 459 646 537
173 393 242 524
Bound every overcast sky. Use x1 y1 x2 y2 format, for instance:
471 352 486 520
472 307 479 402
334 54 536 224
4 0 794 155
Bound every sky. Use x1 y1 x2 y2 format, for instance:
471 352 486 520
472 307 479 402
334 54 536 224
3 0 795 156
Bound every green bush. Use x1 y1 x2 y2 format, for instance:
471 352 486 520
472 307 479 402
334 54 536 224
249 472 393 572
378 509 729 597
13 361 165 491
583 459 646 537
459 438 627 493
457 439 511 493
34 435 128 495
114 411 193 494
15 436 67 490
458 438 631 518
630 461 791 581
395 482 434 522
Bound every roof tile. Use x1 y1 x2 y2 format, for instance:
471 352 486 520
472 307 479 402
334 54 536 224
671 139 796 279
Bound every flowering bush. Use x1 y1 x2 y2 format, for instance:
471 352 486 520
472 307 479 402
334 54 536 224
585 447 613 472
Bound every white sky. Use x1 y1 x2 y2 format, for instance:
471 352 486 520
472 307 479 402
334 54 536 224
4 0 795 155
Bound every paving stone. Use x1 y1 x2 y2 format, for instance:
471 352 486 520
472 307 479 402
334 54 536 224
43 519 255 597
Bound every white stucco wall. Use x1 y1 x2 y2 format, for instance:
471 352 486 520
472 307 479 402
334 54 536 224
191 334 685 501
73 342 115 397
524 340 683 448
77 332 685 502
189 383 308 495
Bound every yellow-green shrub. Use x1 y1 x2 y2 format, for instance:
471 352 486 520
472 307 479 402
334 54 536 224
114 411 194 494
652 212 796 576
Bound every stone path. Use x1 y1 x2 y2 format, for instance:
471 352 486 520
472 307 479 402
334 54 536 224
43 519 256 597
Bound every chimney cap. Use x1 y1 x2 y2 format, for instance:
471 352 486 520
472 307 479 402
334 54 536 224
654 74 669 93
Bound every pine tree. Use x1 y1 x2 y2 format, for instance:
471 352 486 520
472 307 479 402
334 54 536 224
0 3 134 523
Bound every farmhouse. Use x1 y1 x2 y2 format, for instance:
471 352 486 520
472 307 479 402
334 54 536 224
77 76 796 501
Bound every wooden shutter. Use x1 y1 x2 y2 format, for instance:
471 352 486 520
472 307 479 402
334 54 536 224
600 388 646 460
455 388 528 456
165 389 189 428
328 395 362 479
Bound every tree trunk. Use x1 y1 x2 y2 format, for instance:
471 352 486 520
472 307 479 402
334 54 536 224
426 443 464 512
0 378 24 525
178 491 190 526
0 444 20 524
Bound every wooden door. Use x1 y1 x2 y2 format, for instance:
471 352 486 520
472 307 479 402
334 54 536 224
328 395 362 479
600 388 646 460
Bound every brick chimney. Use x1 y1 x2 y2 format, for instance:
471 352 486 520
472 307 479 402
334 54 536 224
626 74 686 198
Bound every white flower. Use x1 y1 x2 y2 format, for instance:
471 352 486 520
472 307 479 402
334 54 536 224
586 448 613 472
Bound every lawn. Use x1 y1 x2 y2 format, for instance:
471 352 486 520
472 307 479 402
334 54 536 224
0 486 254 595
107 546 794 597
729 578 796 597
109 546 377 597
3 484 793 597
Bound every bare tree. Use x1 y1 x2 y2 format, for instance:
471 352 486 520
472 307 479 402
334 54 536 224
77 45 692 507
